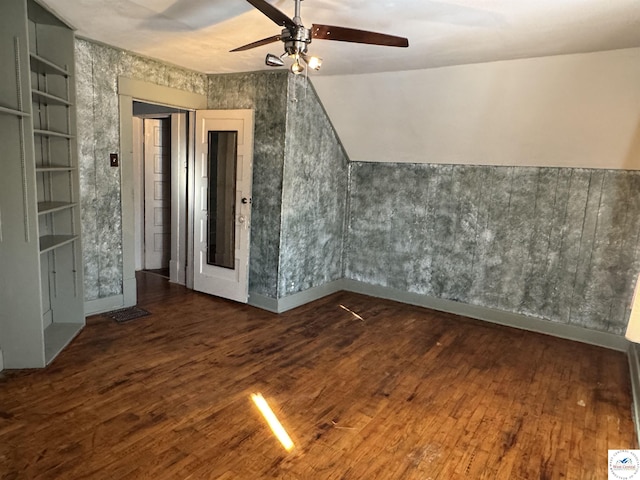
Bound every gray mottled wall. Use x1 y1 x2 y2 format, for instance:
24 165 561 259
75 39 207 301
346 163 640 335
278 76 348 297
208 71 288 298
207 72 348 300
75 38 637 337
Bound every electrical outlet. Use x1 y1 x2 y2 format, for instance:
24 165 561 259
110 153 119 167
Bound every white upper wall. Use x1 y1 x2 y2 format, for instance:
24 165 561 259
312 48 640 169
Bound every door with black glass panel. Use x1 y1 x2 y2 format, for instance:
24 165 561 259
193 110 254 302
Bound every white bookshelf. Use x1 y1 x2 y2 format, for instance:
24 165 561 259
0 0 84 368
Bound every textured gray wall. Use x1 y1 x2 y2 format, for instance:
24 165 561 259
75 39 207 301
346 163 640 334
207 73 348 300
278 76 349 296
75 39 637 337
77 52 340 302
208 71 288 298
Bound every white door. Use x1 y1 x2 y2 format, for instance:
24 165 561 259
144 118 171 270
193 109 254 303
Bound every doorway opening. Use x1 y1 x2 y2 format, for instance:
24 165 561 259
132 101 188 282
116 78 255 310
117 77 207 308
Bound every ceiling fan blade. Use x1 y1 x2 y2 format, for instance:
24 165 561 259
245 0 296 30
230 34 282 52
311 24 409 48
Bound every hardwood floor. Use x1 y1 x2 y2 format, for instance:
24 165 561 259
0 272 636 479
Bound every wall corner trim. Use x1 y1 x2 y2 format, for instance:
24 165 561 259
277 280 347 313
250 279 346 314
248 293 279 313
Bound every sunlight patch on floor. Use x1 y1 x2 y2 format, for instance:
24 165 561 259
251 393 295 452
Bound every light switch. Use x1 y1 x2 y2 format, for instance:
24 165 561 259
110 153 119 167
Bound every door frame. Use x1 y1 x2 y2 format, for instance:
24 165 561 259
117 77 207 308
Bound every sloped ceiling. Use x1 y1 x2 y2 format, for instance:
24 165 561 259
40 0 640 75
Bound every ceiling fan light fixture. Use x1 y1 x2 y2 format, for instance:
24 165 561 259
265 53 285 67
291 57 305 74
233 0 409 75
302 54 322 71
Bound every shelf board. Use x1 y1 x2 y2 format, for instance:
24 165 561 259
32 89 72 107
0 105 30 117
30 53 69 77
33 129 73 139
36 165 75 172
44 323 84 365
38 201 76 215
39 234 77 253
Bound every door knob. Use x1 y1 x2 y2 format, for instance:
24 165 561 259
238 215 249 230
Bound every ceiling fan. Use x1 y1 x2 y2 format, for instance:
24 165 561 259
230 0 409 74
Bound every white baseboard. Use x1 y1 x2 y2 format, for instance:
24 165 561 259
249 280 345 314
123 277 137 307
169 260 186 285
342 279 628 352
248 293 279 313
250 278 627 351
82 270 175 316
276 280 346 313
84 294 125 316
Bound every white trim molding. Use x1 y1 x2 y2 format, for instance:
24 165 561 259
341 279 628 352
117 77 207 309
250 279 628 352
84 294 125 316
249 280 346 314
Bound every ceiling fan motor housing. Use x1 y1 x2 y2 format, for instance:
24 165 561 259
282 26 311 56
232 0 409 66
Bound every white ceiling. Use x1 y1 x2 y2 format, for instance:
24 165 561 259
41 0 640 76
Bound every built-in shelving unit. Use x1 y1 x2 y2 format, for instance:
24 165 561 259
0 105 29 117
32 89 72 106
38 201 77 214
33 128 74 138
36 165 74 171
39 234 78 253
0 0 84 369
30 52 69 77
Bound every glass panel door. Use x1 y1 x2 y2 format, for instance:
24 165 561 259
207 130 237 269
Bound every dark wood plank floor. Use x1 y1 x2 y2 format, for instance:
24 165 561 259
0 272 636 479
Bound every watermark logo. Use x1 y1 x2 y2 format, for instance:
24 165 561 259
609 450 640 479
